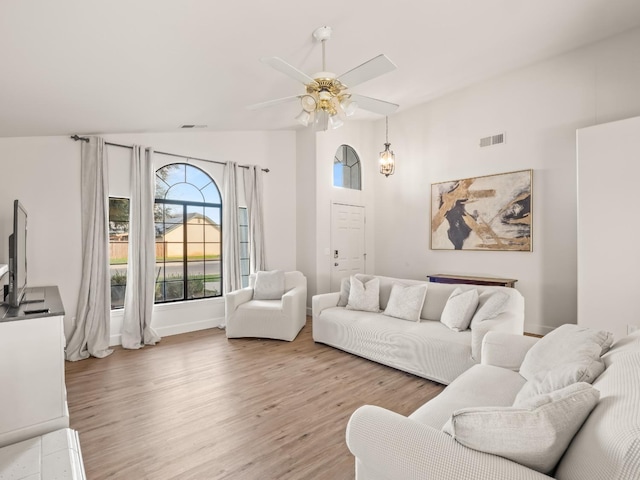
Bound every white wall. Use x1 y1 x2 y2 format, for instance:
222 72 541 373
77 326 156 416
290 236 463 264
0 130 297 344
577 115 640 340
372 27 640 334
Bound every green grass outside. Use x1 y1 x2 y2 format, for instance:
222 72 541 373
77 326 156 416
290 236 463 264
110 254 221 265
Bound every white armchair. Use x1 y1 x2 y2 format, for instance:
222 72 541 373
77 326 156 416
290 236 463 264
225 271 307 341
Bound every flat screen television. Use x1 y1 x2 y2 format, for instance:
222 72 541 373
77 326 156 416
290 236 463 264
7 200 27 308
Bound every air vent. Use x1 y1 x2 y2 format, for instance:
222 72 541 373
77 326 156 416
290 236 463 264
180 124 207 129
480 132 505 147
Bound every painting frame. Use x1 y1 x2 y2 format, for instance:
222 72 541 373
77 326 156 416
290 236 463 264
430 169 533 252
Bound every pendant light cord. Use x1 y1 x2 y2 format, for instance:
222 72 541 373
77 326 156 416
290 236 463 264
385 116 389 143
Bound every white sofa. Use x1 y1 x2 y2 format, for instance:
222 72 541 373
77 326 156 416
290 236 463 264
346 329 640 480
312 275 524 385
226 271 307 341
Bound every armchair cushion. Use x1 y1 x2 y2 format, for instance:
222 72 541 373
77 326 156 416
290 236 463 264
253 270 285 300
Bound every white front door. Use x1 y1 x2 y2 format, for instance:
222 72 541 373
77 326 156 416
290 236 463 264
330 203 366 292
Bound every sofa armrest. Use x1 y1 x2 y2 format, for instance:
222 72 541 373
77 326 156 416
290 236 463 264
471 311 524 362
346 405 552 480
311 292 341 320
482 332 539 370
225 287 254 314
282 285 307 319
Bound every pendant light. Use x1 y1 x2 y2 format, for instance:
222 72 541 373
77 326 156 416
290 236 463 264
379 116 395 177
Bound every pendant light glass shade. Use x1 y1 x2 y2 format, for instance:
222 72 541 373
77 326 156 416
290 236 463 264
379 116 395 177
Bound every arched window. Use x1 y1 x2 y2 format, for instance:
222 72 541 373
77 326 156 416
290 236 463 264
154 163 222 302
333 144 361 190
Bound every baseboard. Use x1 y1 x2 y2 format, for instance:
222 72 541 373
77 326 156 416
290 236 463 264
109 316 224 346
524 324 555 336
306 306 312 317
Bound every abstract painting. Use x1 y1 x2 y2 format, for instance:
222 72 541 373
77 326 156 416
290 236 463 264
431 169 532 251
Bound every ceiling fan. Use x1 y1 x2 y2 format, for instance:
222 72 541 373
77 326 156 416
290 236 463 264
248 26 399 131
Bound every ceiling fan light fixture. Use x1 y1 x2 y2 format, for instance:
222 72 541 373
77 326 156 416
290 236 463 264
250 26 398 131
301 94 318 112
295 109 313 126
329 113 344 130
339 96 358 117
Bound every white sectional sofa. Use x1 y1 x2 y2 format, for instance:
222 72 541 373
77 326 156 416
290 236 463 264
346 328 640 480
312 275 524 385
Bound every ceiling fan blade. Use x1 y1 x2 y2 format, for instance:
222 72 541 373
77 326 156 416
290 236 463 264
261 57 318 86
337 54 397 88
246 95 301 110
349 94 399 115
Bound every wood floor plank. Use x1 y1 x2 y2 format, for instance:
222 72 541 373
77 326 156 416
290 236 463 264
65 318 444 479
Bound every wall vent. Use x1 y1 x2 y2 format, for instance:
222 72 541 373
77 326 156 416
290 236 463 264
480 132 505 147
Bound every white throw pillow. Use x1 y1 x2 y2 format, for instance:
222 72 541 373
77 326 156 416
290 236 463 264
253 270 285 300
514 360 606 404
519 324 614 381
346 276 381 313
469 290 509 327
337 274 375 307
440 288 479 331
383 283 428 322
443 382 600 474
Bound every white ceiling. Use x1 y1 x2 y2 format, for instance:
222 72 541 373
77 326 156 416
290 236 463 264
1 0 640 138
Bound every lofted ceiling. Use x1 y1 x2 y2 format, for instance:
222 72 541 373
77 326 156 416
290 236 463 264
1 0 640 137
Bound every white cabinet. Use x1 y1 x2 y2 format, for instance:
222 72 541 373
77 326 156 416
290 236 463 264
577 115 640 340
0 288 68 448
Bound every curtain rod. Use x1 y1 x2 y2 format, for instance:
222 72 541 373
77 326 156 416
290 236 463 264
70 135 270 173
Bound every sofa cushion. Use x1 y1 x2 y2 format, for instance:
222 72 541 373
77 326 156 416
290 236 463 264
443 382 600 474
383 283 428 322
470 289 509 327
337 274 375 307
441 288 479 331
253 270 285 300
519 324 614 381
410 364 526 429
314 308 475 384
346 276 380 313
514 360 605 404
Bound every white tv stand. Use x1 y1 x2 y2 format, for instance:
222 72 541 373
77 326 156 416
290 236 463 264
0 286 68 447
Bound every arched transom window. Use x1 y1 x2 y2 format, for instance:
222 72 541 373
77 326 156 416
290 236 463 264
154 163 222 303
333 144 361 190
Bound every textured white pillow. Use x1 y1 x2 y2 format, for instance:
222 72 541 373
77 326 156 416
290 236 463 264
443 382 600 474
514 360 606 404
440 288 479 331
382 283 428 322
469 290 509 327
337 274 375 307
253 270 285 300
346 276 380 313
519 324 614 381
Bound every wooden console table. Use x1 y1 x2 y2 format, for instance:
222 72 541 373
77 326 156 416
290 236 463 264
427 274 517 288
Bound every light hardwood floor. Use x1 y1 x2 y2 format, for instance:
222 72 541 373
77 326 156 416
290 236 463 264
66 318 444 480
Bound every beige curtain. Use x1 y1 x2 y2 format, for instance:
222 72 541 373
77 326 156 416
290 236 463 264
243 165 266 271
65 137 113 361
222 161 241 299
121 146 160 349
